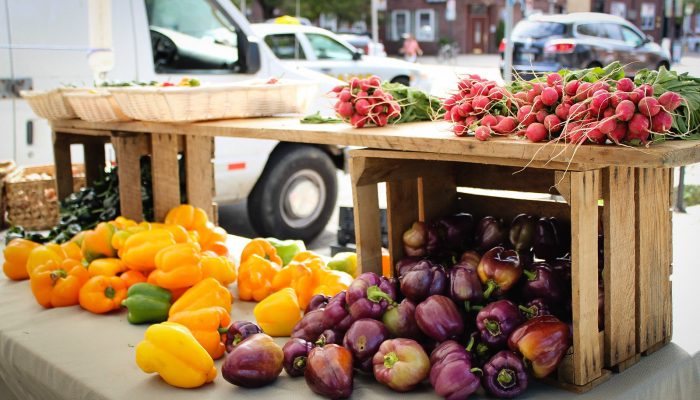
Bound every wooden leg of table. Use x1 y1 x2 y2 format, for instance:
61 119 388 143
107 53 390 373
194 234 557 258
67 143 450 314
52 131 74 201
112 135 145 221
602 167 637 368
83 139 106 185
151 133 181 222
350 156 382 275
570 170 602 385
184 135 214 221
386 178 419 276
635 168 673 353
418 164 456 222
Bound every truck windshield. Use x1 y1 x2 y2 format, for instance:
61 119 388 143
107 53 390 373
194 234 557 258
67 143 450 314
145 0 240 73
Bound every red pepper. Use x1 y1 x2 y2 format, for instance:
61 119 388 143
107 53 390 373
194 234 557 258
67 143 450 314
477 246 522 298
507 315 571 378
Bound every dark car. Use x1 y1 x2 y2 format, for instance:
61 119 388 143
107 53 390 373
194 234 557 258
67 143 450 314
500 12 670 79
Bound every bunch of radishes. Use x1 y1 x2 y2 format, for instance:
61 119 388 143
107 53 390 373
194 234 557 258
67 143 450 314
442 74 517 140
331 76 401 128
511 74 683 145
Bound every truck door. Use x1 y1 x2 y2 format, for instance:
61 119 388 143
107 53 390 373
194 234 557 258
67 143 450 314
0 0 15 162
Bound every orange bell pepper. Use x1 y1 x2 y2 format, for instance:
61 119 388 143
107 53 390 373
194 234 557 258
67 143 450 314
120 270 147 288
149 243 202 290
272 261 315 310
111 226 147 254
81 222 117 262
253 288 302 336
88 258 127 277
168 278 232 317
120 229 177 272
164 205 209 231
3 239 40 280
26 244 65 277
197 222 228 256
200 252 236 286
150 223 192 244
168 306 231 359
112 216 137 230
30 258 90 308
312 269 353 298
237 254 280 302
240 238 283 266
60 241 83 261
79 275 127 314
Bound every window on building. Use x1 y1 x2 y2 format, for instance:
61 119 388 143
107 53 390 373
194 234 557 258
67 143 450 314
640 3 656 30
415 9 436 41
610 2 627 18
264 34 305 60
391 10 411 41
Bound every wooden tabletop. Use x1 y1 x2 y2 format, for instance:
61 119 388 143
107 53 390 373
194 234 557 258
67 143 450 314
51 117 700 168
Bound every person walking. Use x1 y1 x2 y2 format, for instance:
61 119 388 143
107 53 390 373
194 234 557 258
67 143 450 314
400 33 423 63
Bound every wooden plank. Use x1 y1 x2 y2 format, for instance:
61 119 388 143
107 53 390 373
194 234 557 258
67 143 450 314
544 370 611 393
602 166 637 368
385 179 419 276
52 131 74 201
83 141 106 185
112 134 147 221
611 354 641 373
350 156 382 275
353 157 454 186
570 170 602 385
456 192 571 223
51 118 700 168
665 168 674 343
455 164 559 194
184 135 214 220
635 168 672 353
151 133 181 222
419 165 456 222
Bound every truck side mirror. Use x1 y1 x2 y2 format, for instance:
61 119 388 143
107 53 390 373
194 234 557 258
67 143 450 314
352 51 362 61
245 39 261 73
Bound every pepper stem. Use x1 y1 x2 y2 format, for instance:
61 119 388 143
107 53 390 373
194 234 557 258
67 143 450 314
483 280 498 299
470 367 483 376
315 336 327 347
484 319 502 336
367 285 395 305
465 336 475 352
50 269 67 284
523 269 536 281
232 334 243 346
218 327 229 334
104 286 116 299
383 351 399 369
497 369 516 389
519 305 536 318
293 356 307 370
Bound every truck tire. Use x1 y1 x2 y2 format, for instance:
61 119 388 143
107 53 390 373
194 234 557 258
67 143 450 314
247 145 337 242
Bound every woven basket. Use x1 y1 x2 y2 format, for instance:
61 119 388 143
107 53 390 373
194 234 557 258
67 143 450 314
4 165 85 230
20 88 86 120
109 79 318 122
0 161 17 229
64 90 132 122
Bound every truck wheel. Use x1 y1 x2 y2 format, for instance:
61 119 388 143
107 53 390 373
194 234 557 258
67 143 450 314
391 76 410 86
247 145 337 242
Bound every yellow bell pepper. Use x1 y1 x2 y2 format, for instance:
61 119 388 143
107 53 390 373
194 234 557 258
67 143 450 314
271 261 315 310
149 243 202 290
196 222 229 256
168 277 232 317
81 222 117 262
164 205 209 231
168 306 231 360
149 223 192 244
26 244 65 277
112 216 137 230
253 288 302 336
88 258 127 277
3 239 40 280
312 269 353 298
60 241 83 261
200 252 236 286
120 229 177 273
240 238 283 266
237 254 280 302
135 321 216 388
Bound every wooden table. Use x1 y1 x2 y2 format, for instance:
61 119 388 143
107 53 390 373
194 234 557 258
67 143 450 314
50 117 700 391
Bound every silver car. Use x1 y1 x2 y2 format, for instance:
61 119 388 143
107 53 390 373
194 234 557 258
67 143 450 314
500 12 671 79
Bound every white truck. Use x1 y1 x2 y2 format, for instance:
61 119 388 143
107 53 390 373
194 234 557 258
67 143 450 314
1 0 348 241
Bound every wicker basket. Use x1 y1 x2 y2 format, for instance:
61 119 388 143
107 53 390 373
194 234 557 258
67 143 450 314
64 90 132 122
109 79 318 122
4 165 85 230
20 88 86 120
0 161 17 229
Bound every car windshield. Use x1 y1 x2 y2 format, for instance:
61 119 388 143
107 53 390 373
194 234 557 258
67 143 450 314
512 21 566 39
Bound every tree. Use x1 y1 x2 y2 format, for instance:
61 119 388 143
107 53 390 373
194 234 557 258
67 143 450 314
252 0 370 26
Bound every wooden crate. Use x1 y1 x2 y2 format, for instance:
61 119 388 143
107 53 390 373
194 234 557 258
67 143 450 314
349 148 673 391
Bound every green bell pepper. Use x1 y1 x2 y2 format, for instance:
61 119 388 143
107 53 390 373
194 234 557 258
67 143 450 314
121 283 172 324
327 252 358 278
266 238 306 266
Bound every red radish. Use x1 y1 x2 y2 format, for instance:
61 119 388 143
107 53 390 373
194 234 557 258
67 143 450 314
658 91 682 111
337 102 354 118
638 84 654 97
517 106 536 125
627 113 650 142
615 100 636 121
473 95 490 112
492 116 517 134
608 122 627 143
589 90 611 114
368 75 381 87
443 97 456 109
375 113 389 127
475 126 491 141
388 103 401 118
515 129 526 136
651 110 673 132
458 102 473 116
616 78 635 92
638 96 660 117
525 123 547 142
464 115 478 127
536 109 548 123
544 114 562 133
450 107 462 122
566 126 587 143
496 115 505 123
575 82 592 101
587 128 606 144
444 111 453 122
555 103 572 120
569 102 589 120
453 123 468 136
355 98 371 116
360 81 370 91
470 83 486 96
547 73 563 86
565 80 580 96
357 91 368 98
603 107 615 119
339 90 352 102
332 85 344 93
628 88 644 104
349 77 360 89
526 88 538 103
554 85 563 98
531 96 544 111
350 113 366 128
514 91 529 105
541 87 559 106
610 91 629 108
457 80 470 92
596 118 617 134
590 81 610 94
480 114 499 127
488 87 505 100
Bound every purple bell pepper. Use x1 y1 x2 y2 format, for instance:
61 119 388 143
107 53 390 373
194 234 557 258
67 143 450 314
449 261 484 309
509 214 537 252
346 272 397 320
382 298 423 340
282 338 315 377
474 216 507 252
224 320 262 353
520 298 552 319
403 221 427 257
399 259 448 303
291 308 326 342
521 262 565 306
305 294 330 313
429 341 481 400
476 300 525 349
322 291 355 332
482 350 528 398
415 295 465 342
343 318 390 373
533 217 570 260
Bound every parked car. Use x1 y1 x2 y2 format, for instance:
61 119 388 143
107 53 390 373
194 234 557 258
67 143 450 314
500 12 671 79
0 0 344 241
252 23 430 90
337 33 387 57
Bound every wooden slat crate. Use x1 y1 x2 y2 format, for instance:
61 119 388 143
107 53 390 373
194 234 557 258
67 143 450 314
349 148 673 391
